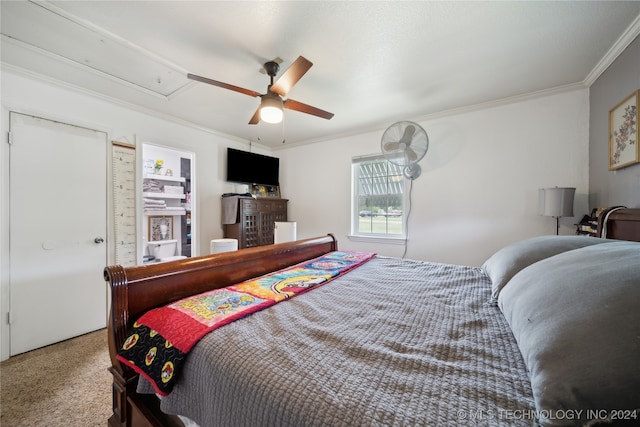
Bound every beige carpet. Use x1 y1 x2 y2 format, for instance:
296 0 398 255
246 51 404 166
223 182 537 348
0 329 112 426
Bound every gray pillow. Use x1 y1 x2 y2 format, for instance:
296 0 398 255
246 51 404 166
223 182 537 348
482 236 611 303
498 241 640 427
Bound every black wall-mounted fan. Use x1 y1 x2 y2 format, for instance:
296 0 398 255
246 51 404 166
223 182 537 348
188 56 334 125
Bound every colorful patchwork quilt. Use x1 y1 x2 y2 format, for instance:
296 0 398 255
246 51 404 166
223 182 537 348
116 250 375 395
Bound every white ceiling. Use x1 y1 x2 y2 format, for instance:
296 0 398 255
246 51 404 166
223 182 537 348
2 1 640 148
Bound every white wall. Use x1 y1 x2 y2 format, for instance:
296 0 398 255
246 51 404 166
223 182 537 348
279 88 590 267
0 69 271 360
0 68 589 360
1 69 273 252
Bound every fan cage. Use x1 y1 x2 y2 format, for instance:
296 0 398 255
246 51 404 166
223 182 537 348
381 121 429 167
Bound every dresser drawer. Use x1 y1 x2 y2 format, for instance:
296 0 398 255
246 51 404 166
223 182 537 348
239 199 258 212
272 200 287 212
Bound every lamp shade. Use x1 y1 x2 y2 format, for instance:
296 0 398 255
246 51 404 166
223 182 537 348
538 187 575 217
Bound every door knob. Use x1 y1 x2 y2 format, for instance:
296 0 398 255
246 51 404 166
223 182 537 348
94 237 105 244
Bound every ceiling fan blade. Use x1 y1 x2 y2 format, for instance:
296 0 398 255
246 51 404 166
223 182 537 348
270 56 313 97
248 107 261 125
283 99 334 120
187 73 261 98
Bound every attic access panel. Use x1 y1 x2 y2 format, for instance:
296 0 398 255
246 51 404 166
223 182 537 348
1 1 188 97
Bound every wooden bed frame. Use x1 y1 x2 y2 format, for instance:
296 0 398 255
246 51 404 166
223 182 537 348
104 208 640 427
104 234 338 427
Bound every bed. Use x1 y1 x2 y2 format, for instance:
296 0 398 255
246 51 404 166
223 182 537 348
104 208 640 427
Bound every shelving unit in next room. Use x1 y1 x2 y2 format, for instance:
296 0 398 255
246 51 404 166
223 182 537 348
140 142 195 264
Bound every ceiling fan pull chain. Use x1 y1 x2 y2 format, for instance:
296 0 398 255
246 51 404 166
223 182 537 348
282 116 286 144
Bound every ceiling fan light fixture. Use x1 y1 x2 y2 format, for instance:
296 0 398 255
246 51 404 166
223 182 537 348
260 94 283 124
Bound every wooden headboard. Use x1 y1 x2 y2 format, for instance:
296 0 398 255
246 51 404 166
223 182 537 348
597 207 640 242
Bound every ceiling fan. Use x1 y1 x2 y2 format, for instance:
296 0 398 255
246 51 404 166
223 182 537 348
187 56 334 125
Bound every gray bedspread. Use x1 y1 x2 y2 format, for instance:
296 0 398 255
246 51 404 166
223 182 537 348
139 256 535 426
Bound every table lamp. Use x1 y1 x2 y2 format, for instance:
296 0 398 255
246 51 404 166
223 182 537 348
538 187 575 235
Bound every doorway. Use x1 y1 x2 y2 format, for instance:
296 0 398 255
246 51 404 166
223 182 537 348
8 112 107 355
140 142 195 264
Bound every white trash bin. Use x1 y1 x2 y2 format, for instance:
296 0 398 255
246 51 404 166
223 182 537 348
274 221 297 244
210 238 238 254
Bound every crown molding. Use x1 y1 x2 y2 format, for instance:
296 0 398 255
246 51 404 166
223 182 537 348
272 83 588 151
583 14 640 87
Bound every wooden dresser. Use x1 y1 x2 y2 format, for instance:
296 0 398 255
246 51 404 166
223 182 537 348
223 197 288 248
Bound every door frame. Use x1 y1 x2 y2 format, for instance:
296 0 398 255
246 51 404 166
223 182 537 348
0 106 113 360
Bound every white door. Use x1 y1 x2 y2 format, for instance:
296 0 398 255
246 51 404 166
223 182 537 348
9 112 107 355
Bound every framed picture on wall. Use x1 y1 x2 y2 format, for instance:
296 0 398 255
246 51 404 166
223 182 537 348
149 216 173 241
609 89 639 170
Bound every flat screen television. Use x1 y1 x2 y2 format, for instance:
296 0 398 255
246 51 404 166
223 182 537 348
226 148 280 186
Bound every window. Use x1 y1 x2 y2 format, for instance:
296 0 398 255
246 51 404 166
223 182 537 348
351 155 405 239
